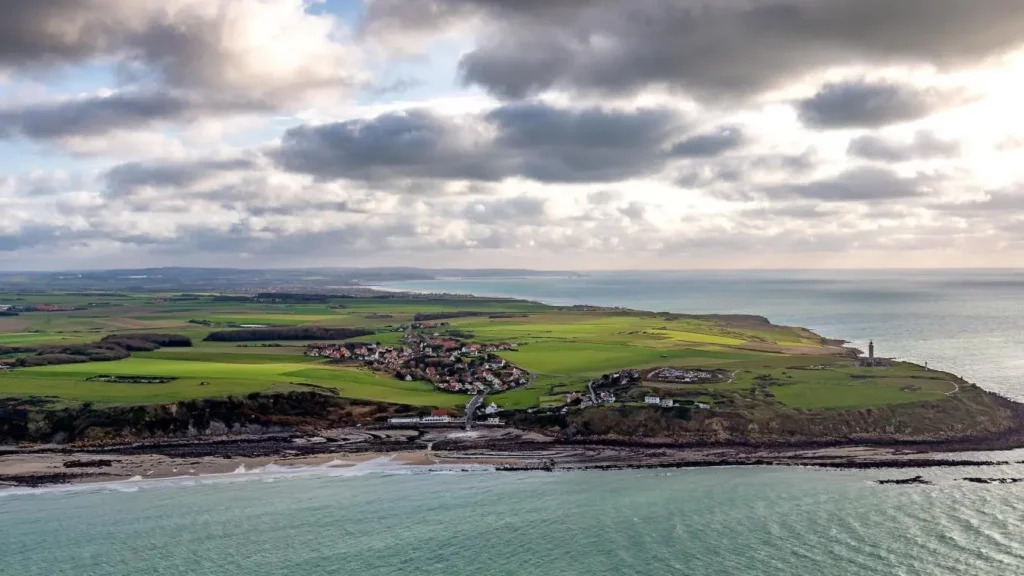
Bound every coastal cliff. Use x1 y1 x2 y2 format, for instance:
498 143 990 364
4 382 1023 450
555 383 1022 447
0 393 423 445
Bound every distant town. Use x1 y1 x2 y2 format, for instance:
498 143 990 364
306 333 529 395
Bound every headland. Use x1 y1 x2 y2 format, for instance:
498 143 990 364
2 285 1023 486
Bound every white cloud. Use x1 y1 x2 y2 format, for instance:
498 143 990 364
2 0 1024 269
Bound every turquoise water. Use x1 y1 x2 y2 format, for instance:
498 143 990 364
4 461 1024 575
383 269 1024 400
4 269 1024 575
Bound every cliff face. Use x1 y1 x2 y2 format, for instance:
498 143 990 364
0 393 418 445
562 385 1023 446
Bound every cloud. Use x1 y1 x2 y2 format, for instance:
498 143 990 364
797 80 966 129
0 91 266 141
931 187 1024 215
0 1 362 138
675 150 818 189
404 0 1024 100
105 157 258 196
766 167 934 202
848 131 961 162
670 126 745 158
272 102 686 183
461 196 548 223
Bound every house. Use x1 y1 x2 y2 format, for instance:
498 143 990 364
421 415 452 424
485 417 503 425
431 409 449 417
661 398 675 408
485 402 500 415
388 417 420 425
695 402 711 410
644 396 662 405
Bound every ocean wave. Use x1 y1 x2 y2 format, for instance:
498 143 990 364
0 457 496 499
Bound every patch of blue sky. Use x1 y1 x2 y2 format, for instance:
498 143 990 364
0 140 116 177
5 60 122 100
309 0 364 24
355 38 481 106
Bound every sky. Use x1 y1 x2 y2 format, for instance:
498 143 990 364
2 0 1024 271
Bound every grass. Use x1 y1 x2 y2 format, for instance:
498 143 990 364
501 342 755 376
0 290 960 413
1 358 461 407
772 383 946 410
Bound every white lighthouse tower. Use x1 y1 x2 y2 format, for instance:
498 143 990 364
868 340 875 367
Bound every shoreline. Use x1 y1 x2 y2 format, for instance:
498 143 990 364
5 437 1024 489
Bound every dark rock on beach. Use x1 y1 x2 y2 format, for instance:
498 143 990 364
877 475 931 485
63 459 114 468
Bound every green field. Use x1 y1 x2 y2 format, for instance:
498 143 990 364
0 290 961 412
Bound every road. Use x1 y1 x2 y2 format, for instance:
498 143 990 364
465 392 487 430
587 381 598 404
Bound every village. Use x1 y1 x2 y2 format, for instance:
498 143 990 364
305 334 529 395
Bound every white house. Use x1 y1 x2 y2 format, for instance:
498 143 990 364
485 402 500 415
388 417 420 425
695 402 711 410
485 417 503 425
644 396 662 405
661 398 675 408
421 415 452 424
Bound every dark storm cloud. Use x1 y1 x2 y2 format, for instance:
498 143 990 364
381 0 1024 100
797 81 963 129
848 131 961 162
669 126 745 158
766 167 932 202
0 92 265 140
272 102 685 183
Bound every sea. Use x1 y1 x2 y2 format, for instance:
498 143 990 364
3 269 1024 576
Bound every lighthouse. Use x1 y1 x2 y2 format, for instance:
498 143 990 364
868 340 875 366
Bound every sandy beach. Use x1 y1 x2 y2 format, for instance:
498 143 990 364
3 435 1020 488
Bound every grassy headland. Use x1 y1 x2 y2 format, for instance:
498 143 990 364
0 290 1018 446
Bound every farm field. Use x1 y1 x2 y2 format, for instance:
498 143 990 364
0 290 962 412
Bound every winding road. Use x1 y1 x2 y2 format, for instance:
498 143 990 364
465 392 487 430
